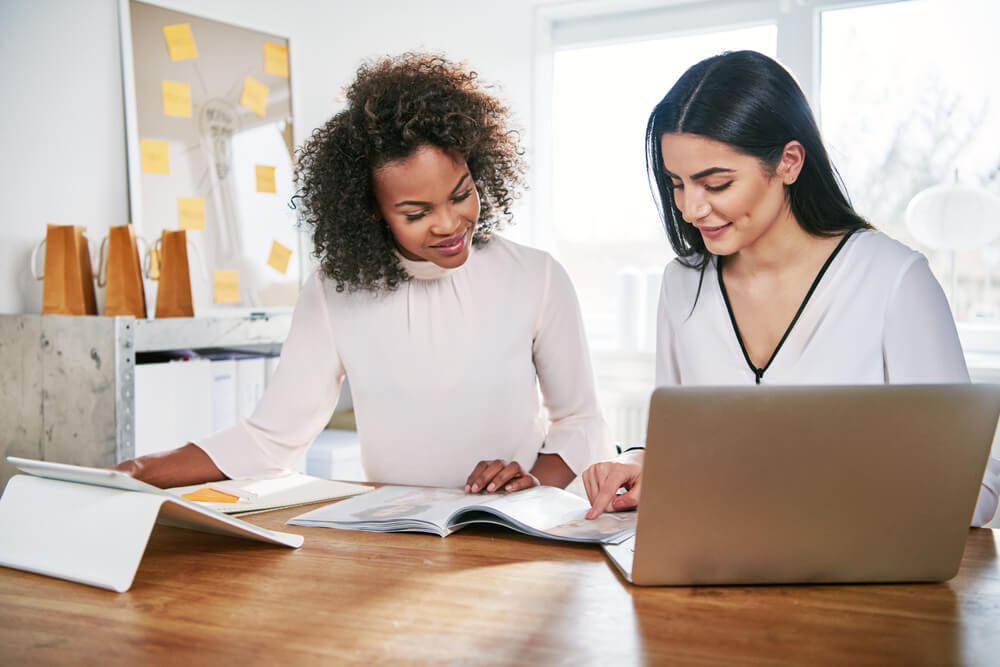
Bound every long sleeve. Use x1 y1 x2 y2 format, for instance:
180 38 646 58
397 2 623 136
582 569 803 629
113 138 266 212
973 457 1000 527
195 271 344 478
882 256 969 383
532 255 612 474
883 255 998 526
654 264 681 388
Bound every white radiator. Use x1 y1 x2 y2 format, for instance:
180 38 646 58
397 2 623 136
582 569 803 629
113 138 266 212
602 392 650 447
592 349 656 448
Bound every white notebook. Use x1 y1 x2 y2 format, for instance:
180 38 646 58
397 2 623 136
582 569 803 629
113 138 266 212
168 473 372 515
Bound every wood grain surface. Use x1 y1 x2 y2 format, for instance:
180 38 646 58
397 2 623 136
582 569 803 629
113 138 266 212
2 501 999 666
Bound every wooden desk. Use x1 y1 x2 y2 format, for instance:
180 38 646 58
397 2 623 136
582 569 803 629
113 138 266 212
2 503 999 666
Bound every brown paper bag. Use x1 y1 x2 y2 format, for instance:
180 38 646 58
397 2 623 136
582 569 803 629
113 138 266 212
155 229 194 318
37 224 98 315
98 225 147 318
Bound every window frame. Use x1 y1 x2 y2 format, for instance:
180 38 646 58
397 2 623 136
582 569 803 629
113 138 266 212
531 0 999 358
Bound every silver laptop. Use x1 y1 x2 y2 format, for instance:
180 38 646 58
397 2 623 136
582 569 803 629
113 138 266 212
604 384 1000 585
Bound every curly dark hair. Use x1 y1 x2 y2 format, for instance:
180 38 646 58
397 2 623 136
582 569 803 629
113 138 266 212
294 53 527 292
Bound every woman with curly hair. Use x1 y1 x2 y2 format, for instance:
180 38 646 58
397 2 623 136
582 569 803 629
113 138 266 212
115 53 610 494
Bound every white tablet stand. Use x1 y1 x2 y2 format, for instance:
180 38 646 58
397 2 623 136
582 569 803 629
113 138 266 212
0 474 302 592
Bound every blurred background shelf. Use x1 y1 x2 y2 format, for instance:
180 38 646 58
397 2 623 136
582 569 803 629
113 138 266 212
0 313 298 489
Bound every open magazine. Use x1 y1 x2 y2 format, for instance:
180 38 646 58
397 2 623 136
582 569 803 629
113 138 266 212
287 484 636 544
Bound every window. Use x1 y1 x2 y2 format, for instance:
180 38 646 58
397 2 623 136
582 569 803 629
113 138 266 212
551 26 777 351
820 0 1000 326
537 0 1000 443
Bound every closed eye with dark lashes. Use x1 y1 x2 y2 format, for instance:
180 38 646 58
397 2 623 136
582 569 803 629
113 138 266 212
404 191 473 222
671 182 732 192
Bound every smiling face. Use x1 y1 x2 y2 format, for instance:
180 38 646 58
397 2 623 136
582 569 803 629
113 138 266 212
660 133 803 256
373 145 480 269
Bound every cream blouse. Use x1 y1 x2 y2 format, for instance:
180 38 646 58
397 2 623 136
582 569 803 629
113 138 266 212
196 236 611 487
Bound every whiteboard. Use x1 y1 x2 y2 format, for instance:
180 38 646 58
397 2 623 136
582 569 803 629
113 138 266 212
119 0 302 314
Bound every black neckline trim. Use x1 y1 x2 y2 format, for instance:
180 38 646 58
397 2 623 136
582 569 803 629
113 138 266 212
717 230 857 384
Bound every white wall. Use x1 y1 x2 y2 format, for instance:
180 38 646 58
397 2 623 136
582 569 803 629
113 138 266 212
0 0 539 314
1 0 129 314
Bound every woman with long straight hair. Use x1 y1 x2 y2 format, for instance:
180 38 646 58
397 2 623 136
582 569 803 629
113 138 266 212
583 50 999 526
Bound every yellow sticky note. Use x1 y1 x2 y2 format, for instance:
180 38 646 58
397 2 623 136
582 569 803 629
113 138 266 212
177 197 205 230
161 80 192 118
263 42 289 78
162 23 198 61
141 139 170 175
267 240 292 274
182 488 240 503
255 165 276 193
213 270 241 304
240 76 269 117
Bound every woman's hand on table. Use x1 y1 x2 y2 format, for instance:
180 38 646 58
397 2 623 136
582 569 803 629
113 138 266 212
464 459 538 494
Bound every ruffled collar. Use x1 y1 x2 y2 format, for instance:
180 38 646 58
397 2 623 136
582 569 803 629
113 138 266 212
395 240 475 281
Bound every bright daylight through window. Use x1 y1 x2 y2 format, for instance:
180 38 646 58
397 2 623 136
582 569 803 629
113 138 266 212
820 0 1000 326
545 0 1000 444
551 25 777 353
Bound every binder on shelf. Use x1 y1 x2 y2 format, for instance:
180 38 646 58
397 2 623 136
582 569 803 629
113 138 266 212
210 359 238 432
236 356 267 419
134 358 213 457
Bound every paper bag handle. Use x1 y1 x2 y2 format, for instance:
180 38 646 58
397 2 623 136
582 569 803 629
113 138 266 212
30 227 97 283
97 237 108 287
96 233 149 287
30 239 46 281
143 236 205 281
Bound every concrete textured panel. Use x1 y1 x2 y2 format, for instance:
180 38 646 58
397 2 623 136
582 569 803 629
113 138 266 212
39 315 118 469
134 313 290 352
0 315 44 490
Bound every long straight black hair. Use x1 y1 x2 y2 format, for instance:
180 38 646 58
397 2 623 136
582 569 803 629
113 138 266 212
646 50 871 273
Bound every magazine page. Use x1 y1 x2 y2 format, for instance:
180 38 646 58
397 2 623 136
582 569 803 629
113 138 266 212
449 486 636 544
287 484 637 543
288 485 480 536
